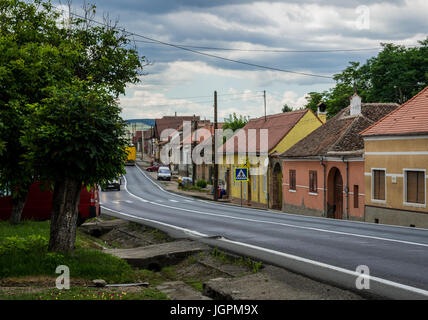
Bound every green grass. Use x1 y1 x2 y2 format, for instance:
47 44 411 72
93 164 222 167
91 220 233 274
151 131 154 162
211 247 263 273
0 221 138 283
0 220 50 239
0 286 168 300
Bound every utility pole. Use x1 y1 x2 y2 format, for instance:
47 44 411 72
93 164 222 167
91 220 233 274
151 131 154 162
213 91 219 201
264 90 267 121
192 115 197 185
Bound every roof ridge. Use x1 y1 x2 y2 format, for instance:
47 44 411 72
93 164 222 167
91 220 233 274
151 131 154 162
250 109 307 121
360 86 428 136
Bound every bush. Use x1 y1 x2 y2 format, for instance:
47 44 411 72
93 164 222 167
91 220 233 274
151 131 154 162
196 179 207 188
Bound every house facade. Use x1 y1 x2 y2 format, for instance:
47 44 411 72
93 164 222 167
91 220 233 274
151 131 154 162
219 109 323 209
281 95 399 221
360 86 428 228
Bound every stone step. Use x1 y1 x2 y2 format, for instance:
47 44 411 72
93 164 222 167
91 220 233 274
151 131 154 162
156 281 212 300
104 240 209 270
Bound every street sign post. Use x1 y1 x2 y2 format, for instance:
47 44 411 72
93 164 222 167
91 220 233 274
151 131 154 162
235 167 248 207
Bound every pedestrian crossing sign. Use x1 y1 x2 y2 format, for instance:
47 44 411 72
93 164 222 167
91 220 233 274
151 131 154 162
234 167 248 181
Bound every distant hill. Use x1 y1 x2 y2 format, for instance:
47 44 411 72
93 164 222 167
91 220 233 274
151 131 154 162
124 119 156 127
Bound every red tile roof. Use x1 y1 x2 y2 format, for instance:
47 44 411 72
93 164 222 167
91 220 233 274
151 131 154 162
221 110 311 154
282 102 399 158
154 116 199 139
361 86 428 136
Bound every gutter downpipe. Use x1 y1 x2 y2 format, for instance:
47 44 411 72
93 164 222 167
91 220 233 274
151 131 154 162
342 156 349 220
320 156 326 217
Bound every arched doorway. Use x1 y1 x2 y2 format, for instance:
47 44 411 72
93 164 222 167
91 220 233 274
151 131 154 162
272 163 283 210
327 167 343 219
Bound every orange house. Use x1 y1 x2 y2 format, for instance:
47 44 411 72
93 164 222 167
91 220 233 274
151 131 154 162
280 95 398 221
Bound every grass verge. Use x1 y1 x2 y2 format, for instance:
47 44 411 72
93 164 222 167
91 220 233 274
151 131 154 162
0 221 135 283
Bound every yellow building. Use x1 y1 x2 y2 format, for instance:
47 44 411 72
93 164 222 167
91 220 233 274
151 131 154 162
361 86 428 228
218 109 323 209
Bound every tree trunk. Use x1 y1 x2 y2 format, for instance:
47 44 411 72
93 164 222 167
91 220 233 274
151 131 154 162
48 177 82 253
9 192 28 224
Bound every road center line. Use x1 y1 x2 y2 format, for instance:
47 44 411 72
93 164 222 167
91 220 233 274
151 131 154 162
100 205 428 298
122 174 428 248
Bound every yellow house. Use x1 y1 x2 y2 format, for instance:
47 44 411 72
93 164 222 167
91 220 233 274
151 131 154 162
218 109 323 209
361 86 428 228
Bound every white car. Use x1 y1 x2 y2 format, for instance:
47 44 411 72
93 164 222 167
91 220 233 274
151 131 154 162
157 167 172 181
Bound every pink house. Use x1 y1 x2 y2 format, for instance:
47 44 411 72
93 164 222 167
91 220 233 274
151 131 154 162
280 96 398 221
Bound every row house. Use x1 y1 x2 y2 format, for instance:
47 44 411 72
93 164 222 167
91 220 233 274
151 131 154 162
219 109 324 209
280 94 398 221
153 115 200 163
361 86 428 228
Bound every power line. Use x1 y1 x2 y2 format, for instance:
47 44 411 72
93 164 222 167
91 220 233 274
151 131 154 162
138 94 264 108
133 39 383 53
167 91 264 100
54 7 335 80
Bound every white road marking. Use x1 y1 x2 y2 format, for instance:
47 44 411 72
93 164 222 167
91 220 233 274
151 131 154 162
131 167 428 247
169 199 178 203
101 205 428 298
135 164 428 232
122 174 428 248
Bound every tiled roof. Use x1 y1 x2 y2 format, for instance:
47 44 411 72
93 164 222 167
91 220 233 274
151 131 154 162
221 110 309 154
361 86 428 136
155 116 199 139
281 102 399 158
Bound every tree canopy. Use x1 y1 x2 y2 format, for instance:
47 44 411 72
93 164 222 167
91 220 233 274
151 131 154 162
222 113 249 131
0 0 145 251
304 38 428 117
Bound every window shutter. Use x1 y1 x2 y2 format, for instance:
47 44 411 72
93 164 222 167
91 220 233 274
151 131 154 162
373 170 385 200
354 185 359 208
407 171 417 203
417 171 424 204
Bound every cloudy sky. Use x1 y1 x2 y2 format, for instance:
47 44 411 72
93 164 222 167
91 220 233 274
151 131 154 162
57 0 427 121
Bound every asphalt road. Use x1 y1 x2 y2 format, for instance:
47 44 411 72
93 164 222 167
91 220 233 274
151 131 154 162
100 165 428 299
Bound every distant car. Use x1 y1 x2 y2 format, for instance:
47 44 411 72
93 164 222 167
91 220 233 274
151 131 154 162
157 167 172 181
146 163 161 172
101 177 121 191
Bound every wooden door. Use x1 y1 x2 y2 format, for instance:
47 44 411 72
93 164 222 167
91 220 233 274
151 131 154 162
334 170 343 219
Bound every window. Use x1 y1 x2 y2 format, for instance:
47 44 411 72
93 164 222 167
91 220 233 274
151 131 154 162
289 169 296 191
406 170 425 204
354 185 359 208
372 169 385 201
309 170 317 193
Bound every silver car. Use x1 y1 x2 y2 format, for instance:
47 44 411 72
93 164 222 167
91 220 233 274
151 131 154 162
157 167 172 181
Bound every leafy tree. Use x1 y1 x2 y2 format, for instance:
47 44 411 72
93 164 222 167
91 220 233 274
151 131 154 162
304 92 326 114
0 0 62 223
2 0 144 252
222 113 249 131
281 104 293 112
305 37 428 117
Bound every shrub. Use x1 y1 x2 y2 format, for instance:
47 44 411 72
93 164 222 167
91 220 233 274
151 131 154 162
196 179 207 188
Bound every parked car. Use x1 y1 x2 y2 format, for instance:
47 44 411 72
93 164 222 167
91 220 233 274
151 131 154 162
146 163 161 172
157 167 172 181
0 182 100 226
101 177 122 191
